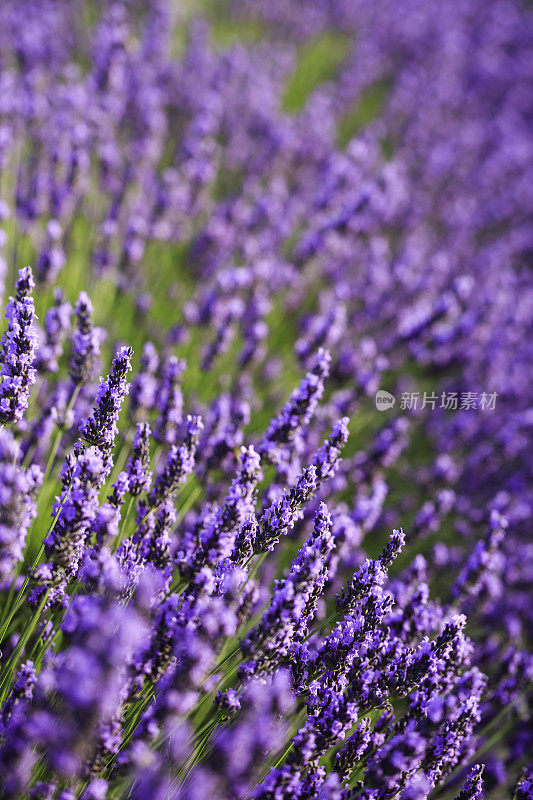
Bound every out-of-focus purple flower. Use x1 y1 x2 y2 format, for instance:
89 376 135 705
129 341 159 420
36 219 65 284
0 428 42 579
0 582 148 796
451 511 507 603
153 355 185 445
69 292 102 385
34 289 72 374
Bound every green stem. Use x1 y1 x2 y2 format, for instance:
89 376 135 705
0 481 72 647
43 384 81 481
0 589 50 702
114 495 135 550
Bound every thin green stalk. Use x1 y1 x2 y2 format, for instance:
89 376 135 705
191 663 240 729
43 384 81 481
243 551 267 590
178 716 222 788
0 483 71 647
0 588 50 702
114 495 135 550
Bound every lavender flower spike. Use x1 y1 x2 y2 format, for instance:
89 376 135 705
259 348 331 463
79 346 133 454
454 764 484 799
69 291 102 385
123 421 152 498
0 266 37 424
335 528 405 613
252 419 349 555
32 446 106 590
146 414 204 510
242 502 335 674
181 444 261 577
0 429 42 580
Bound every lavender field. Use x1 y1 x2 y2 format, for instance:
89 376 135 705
0 1 532 798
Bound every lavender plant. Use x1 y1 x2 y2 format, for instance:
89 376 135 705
0 0 531 798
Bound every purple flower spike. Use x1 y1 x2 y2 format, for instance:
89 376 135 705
454 764 484 799
259 348 331 464
69 292 102 385
32 446 106 590
123 421 152 498
153 355 186 445
336 528 403 614
310 416 349 482
147 414 204 510
252 420 349 555
0 428 42 580
0 266 37 424
181 444 261 577
242 502 335 674
79 346 133 454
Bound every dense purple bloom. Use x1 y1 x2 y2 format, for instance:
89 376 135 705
79 346 133 454
252 419 349 555
454 764 484 800
32 446 106 592
242 502 335 674
0 583 148 797
0 0 531 796
259 348 331 463
0 266 37 424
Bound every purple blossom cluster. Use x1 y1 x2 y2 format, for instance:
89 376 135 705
0 0 531 798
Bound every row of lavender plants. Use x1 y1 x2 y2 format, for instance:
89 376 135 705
0 0 532 798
